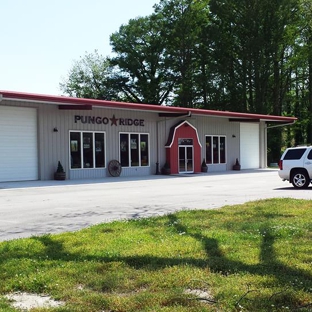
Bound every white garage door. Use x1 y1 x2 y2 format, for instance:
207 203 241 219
240 123 259 169
0 106 38 182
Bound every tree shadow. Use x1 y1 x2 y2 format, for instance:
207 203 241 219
166 214 312 287
0 214 311 295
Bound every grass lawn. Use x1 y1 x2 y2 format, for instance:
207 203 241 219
0 198 311 311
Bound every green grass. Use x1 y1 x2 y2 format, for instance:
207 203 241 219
0 198 312 311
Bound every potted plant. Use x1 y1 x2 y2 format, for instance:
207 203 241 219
201 159 208 172
233 158 241 170
54 161 66 180
161 161 171 175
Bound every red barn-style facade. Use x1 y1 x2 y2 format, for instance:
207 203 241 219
165 121 202 174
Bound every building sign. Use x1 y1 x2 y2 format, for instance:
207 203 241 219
74 115 145 127
179 138 193 145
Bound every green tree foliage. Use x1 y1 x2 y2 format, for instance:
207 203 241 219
208 0 299 113
295 0 312 144
60 0 312 159
60 50 117 100
109 15 174 104
155 0 210 107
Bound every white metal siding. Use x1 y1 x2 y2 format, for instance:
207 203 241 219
1 99 264 180
0 106 38 182
35 105 159 179
240 123 260 169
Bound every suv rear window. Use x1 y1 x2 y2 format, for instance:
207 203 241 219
283 148 306 160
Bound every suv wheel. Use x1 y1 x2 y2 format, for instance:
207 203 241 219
291 170 310 189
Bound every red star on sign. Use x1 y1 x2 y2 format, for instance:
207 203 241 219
110 115 119 126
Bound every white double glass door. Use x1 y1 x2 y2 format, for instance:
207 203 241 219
179 146 194 173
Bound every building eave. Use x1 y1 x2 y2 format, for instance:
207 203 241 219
0 90 297 124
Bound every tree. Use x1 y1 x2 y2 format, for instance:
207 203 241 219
297 0 312 144
60 0 311 161
155 0 210 108
109 14 174 105
207 0 303 161
59 50 118 100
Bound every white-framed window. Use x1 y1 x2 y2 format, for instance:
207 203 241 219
70 131 106 169
205 135 226 164
120 133 149 167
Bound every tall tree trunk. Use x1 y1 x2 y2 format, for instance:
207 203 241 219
307 35 312 143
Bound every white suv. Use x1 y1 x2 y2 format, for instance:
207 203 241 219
278 146 312 188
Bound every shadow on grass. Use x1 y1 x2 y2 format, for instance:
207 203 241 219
1 214 311 296
167 214 312 285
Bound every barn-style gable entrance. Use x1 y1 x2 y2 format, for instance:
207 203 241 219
165 120 202 174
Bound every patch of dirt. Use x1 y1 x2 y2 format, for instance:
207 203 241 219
5 292 64 310
184 288 216 304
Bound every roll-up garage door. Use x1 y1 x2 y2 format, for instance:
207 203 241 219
0 106 38 182
240 123 260 169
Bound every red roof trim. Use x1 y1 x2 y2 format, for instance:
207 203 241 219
0 90 297 123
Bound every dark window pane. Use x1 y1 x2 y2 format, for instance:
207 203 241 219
284 148 306 160
179 146 186 171
205 136 212 164
220 137 226 163
120 134 129 167
70 132 81 169
213 136 219 164
140 134 149 166
95 133 105 168
83 133 93 168
186 146 193 171
130 134 139 166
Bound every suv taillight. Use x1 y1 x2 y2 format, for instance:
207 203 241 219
278 160 283 170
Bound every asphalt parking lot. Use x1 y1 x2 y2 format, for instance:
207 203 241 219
1 169 312 241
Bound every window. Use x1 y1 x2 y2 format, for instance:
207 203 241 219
284 148 306 160
120 133 149 167
70 131 105 169
205 135 226 164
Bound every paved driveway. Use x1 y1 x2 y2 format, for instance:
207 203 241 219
1 169 312 241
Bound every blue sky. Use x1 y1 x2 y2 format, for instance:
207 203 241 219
0 0 158 95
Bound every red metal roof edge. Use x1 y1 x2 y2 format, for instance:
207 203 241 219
0 90 297 123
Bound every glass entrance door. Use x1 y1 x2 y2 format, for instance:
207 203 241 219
179 146 194 173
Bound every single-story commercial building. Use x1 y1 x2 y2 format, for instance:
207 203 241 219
0 91 296 182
